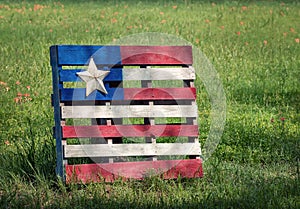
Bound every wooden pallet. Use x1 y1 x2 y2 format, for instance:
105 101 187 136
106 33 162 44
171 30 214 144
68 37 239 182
50 45 203 183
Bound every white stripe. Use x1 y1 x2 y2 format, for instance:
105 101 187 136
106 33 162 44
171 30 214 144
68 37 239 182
61 105 198 119
123 67 195 80
64 142 201 158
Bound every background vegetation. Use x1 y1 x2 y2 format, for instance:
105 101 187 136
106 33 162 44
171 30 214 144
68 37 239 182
0 0 299 208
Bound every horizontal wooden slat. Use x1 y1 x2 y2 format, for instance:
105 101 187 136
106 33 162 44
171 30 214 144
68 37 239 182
120 46 193 65
63 124 198 138
64 143 201 158
124 87 196 100
66 159 203 183
61 104 198 118
60 88 196 102
54 45 193 66
60 87 124 101
60 68 123 82
59 67 194 82
122 67 195 80
56 45 121 66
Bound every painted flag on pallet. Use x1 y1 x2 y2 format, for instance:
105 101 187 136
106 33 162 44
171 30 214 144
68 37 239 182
51 45 202 182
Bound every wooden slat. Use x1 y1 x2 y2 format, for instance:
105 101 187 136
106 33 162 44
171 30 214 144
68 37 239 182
59 67 194 82
50 46 64 180
120 46 193 65
60 68 123 82
66 159 203 183
124 87 196 100
60 87 124 101
122 67 195 80
64 143 201 158
56 45 121 66
61 104 198 119
55 45 193 66
60 88 196 102
63 124 198 138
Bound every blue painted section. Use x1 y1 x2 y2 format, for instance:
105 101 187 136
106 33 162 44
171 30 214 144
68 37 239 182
59 68 123 82
50 46 65 181
57 45 121 66
60 87 124 101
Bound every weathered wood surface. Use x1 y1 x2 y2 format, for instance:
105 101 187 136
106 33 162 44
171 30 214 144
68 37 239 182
50 45 202 182
60 87 196 102
64 142 201 158
62 124 198 138
59 67 194 82
66 159 203 183
120 46 193 65
122 67 195 80
54 45 192 66
61 104 198 119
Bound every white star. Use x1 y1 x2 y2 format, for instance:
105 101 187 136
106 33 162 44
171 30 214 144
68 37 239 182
76 58 110 96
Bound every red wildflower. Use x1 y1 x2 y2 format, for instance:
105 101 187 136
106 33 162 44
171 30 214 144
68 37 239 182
280 117 285 122
111 18 117 23
14 97 21 103
290 28 295 33
263 40 268 45
241 6 247 11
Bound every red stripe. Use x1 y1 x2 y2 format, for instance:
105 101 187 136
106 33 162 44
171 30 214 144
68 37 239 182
66 159 203 183
63 125 198 138
124 88 196 100
120 46 193 65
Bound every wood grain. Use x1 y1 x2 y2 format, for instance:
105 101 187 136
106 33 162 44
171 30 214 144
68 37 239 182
60 87 196 102
66 159 203 183
61 104 198 118
63 124 199 138
120 46 193 65
64 142 201 158
122 67 195 80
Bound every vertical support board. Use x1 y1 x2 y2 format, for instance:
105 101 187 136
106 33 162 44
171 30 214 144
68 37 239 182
50 45 65 181
142 66 157 161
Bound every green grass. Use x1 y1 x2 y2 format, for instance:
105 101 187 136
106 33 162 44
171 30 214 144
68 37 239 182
0 0 299 208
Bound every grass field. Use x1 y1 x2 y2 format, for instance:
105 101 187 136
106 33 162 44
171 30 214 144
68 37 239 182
0 0 299 208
